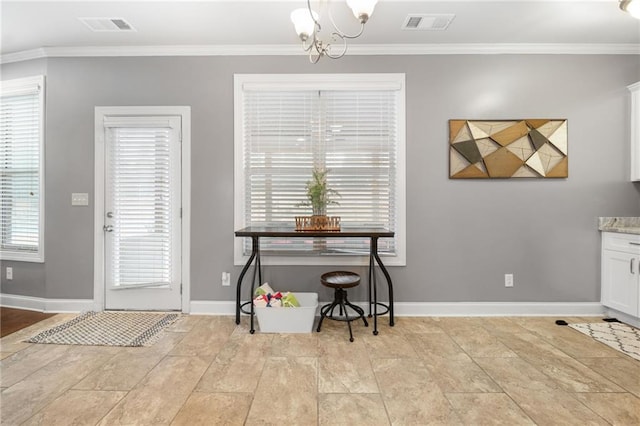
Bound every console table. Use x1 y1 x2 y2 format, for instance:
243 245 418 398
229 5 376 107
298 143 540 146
234 226 395 335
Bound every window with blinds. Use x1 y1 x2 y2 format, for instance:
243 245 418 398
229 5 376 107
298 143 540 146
0 76 45 262
235 74 405 263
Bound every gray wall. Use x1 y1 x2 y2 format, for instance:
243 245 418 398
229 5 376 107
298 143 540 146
1 54 639 304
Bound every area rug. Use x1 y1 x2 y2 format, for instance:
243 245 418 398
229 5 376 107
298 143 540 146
568 322 640 362
26 311 179 347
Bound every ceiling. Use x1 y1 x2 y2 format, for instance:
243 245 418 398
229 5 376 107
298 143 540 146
2 0 639 60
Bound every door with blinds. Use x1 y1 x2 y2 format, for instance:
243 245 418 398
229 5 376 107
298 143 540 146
103 116 182 311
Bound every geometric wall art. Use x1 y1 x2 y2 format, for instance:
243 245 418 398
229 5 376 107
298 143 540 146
449 119 568 178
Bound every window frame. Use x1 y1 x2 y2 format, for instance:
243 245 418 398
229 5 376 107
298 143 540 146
234 73 406 267
0 75 45 263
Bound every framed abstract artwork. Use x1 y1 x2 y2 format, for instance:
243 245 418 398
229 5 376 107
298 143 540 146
449 119 568 178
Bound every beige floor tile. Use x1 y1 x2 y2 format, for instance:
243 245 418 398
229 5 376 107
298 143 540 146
476 357 607 425
1 343 70 387
477 317 532 336
474 356 562 394
196 334 272 393
514 318 622 358
98 355 209 425
507 389 609 425
373 357 461 424
572 392 640 425
578 356 640 397
528 355 623 393
270 333 319 357
1 352 14 360
429 357 504 393
501 333 624 392
171 392 252 426
445 392 535 425
2 315 637 426
169 316 236 358
21 389 126 426
167 314 203 333
316 314 372 341
406 331 474 361
431 316 479 332
389 316 446 334
448 325 519 358
73 349 164 391
137 329 189 356
362 333 418 359
319 393 390 426
245 356 317 425
318 339 378 393
406 333 501 392
0 346 115 425
500 331 573 358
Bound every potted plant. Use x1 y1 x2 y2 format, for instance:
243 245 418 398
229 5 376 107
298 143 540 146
302 167 340 216
296 167 341 231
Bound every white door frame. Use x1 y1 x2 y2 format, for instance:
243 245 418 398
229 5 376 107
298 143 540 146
94 106 191 312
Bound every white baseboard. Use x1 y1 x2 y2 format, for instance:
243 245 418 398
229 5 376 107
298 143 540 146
603 307 640 328
189 300 605 317
190 300 237 315
1 293 604 318
0 293 95 313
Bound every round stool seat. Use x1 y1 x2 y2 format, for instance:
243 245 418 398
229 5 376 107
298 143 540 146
321 271 361 289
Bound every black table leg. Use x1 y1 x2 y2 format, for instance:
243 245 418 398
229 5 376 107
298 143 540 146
368 237 395 334
370 241 378 335
235 236 261 334
235 236 258 325
372 237 394 327
249 239 262 334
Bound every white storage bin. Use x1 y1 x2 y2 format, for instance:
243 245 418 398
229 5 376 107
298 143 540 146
255 292 318 333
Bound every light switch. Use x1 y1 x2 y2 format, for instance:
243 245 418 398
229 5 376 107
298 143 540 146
71 193 89 206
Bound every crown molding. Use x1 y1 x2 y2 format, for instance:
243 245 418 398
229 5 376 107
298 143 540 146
2 43 639 64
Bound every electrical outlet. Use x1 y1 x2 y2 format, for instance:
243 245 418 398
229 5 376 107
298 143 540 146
505 273 514 288
6 267 13 280
221 272 231 287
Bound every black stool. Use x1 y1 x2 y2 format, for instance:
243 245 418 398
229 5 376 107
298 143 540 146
316 271 368 342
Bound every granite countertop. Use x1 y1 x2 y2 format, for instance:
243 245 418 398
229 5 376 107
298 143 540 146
598 217 640 235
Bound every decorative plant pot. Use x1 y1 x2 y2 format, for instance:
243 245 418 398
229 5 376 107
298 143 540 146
295 215 341 231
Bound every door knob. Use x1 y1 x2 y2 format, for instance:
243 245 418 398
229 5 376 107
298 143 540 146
103 225 114 233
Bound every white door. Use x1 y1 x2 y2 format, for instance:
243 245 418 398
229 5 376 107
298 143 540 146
103 115 182 311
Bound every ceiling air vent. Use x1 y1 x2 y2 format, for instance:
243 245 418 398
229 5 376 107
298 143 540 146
402 14 455 31
79 17 135 32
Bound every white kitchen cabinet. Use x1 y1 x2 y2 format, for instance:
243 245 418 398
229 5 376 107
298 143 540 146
601 232 640 319
630 82 640 182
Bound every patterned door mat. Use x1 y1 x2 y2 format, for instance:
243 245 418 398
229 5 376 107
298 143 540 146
568 322 640 362
27 311 180 347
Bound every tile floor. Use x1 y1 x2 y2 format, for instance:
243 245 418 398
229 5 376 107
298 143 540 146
1 314 639 425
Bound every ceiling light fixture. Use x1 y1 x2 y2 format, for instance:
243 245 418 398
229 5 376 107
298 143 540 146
620 0 640 19
291 0 378 63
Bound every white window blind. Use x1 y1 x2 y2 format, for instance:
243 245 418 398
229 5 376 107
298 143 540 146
104 117 179 288
0 76 44 262
241 84 398 256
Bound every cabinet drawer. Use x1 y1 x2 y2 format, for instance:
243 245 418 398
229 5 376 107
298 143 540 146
602 232 640 253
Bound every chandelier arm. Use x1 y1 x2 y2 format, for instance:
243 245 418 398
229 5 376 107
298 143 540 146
307 0 322 32
323 32 348 59
328 6 367 39
300 39 314 53
308 50 322 64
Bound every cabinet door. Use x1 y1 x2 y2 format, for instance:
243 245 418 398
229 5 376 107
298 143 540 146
630 82 640 182
601 249 639 316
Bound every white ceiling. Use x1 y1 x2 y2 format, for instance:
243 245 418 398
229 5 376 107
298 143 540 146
2 0 639 60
